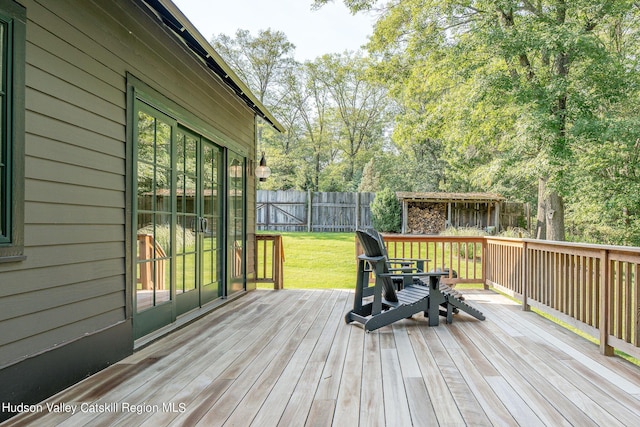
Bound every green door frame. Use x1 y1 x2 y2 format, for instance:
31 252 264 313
129 79 248 339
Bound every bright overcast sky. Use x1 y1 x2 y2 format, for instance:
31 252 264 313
172 0 375 61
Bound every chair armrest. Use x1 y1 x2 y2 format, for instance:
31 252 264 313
358 254 386 262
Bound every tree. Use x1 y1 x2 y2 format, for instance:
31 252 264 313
321 0 640 242
211 29 296 107
312 53 390 186
371 188 402 232
212 29 392 192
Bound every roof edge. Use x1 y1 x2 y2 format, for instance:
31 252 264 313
142 0 286 133
396 192 506 202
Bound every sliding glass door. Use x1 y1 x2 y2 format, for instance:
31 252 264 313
133 98 241 339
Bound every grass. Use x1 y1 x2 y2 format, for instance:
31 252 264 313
257 232 357 289
256 231 484 290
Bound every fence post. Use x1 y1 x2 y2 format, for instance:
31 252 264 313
307 189 312 232
599 249 614 356
355 193 360 231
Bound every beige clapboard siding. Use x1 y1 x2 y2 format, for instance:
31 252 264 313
1 277 123 328
26 157 123 191
25 180 123 208
0 0 261 369
27 88 124 140
25 203 123 226
27 135 125 176
0 258 125 296
0 241 123 272
27 42 125 107
25 224 124 247
28 67 124 126
26 112 125 159
27 6 127 90
35 0 254 144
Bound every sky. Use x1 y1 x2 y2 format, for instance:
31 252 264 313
172 0 376 61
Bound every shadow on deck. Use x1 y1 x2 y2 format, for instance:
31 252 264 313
4 288 640 426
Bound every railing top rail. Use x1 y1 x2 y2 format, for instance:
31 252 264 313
380 234 640 255
381 234 486 243
488 236 640 255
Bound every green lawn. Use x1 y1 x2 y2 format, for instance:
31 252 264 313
257 232 357 289
256 231 487 290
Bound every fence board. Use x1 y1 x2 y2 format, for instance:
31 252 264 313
257 191 374 232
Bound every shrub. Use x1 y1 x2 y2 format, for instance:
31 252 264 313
371 189 402 233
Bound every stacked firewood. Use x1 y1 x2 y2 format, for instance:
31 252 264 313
407 203 446 234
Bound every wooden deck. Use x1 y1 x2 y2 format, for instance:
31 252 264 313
5 288 640 426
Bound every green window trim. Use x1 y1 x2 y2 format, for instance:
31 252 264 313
0 0 25 262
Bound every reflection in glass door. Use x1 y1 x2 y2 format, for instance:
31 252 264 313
134 107 174 337
175 130 198 314
201 141 223 303
175 130 223 314
227 152 245 296
133 97 242 339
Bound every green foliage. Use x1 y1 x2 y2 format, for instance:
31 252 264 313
322 0 640 244
214 2 640 246
370 188 402 232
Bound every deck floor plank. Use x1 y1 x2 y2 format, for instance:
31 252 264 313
275 292 352 427
247 290 344 427
4 288 640 427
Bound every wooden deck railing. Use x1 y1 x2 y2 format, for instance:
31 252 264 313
485 237 640 359
256 234 284 289
376 234 486 285
371 234 640 359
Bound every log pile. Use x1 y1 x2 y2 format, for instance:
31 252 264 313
407 203 446 234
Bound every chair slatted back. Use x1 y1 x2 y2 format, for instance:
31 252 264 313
356 229 398 302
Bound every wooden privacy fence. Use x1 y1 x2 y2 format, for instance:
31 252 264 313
360 234 640 359
257 190 375 232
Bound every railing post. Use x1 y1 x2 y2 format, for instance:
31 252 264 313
522 240 529 311
273 235 284 289
482 238 488 290
599 249 614 356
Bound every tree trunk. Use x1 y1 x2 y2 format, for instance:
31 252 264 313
545 190 565 241
536 176 565 241
535 177 547 239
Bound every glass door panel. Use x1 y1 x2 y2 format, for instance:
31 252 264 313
135 111 173 312
201 141 223 303
133 100 242 338
227 151 245 296
134 108 174 338
175 130 199 314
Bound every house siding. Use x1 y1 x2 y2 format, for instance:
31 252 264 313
0 0 259 416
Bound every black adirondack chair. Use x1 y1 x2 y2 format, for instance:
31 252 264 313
346 229 485 332
364 228 427 289
366 228 467 303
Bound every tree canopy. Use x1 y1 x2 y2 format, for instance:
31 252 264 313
211 2 640 245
